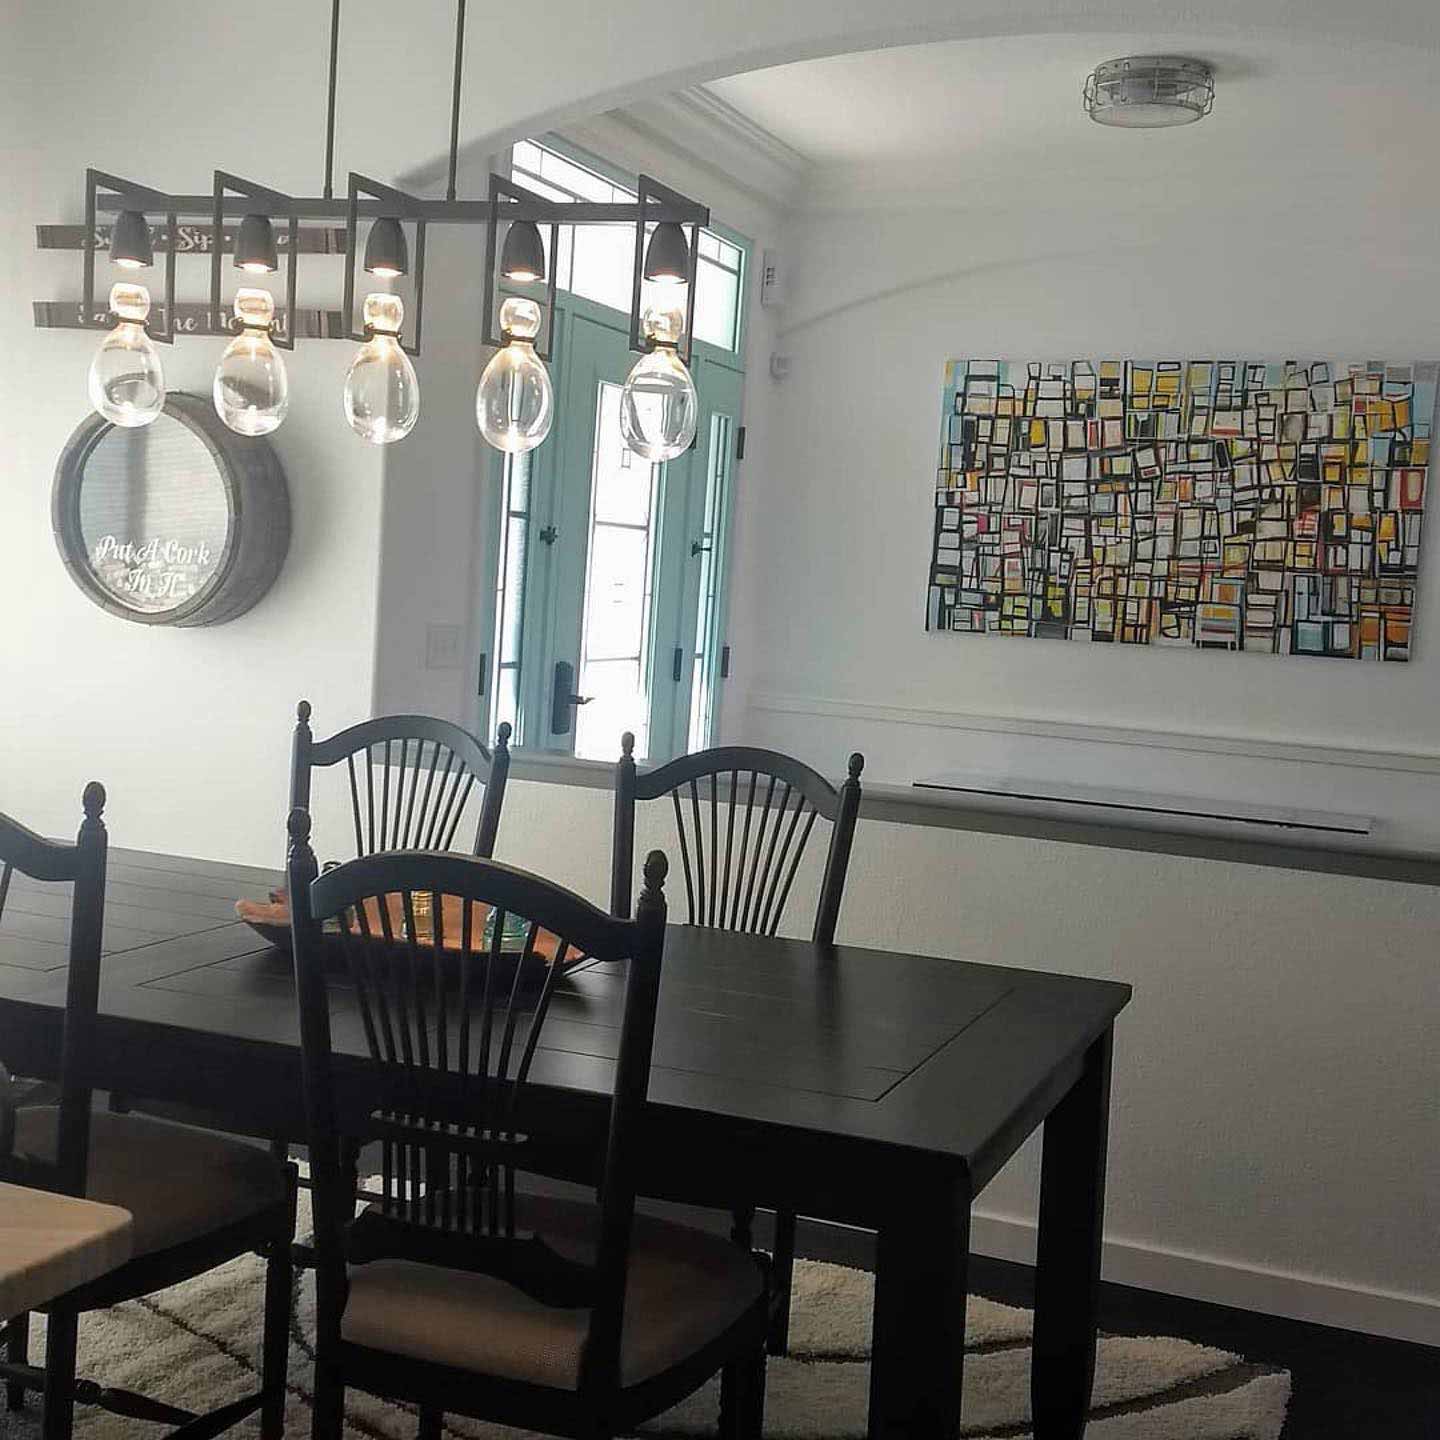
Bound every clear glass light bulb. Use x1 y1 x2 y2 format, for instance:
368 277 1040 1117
343 294 419 444
620 305 697 462
88 283 165 427
213 288 289 436
475 297 553 454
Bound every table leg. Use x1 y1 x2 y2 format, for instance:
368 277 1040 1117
867 1166 971 1439
1031 1028 1113 1440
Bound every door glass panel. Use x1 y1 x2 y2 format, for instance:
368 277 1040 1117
689 412 733 753
693 256 741 351
592 435 651 526
489 453 530 743
575 382 660 761
586 526 650 659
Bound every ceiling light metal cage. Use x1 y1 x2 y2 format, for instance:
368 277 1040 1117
1083 56 1215 129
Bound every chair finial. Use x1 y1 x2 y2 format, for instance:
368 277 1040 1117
621 731 635 759
496 720 512 750
641 848 668 893
296 699 312 725
82 780 107 820
287 806 312 848
847 752 865 781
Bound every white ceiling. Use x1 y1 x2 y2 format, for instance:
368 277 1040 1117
699 32 1440 213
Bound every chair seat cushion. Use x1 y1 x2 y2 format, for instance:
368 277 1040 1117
340 1194 765 1391
12 1108 288 1261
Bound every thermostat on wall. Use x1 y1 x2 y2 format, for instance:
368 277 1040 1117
760 249 784 307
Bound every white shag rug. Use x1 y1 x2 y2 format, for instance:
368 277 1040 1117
1 1191 1289 1440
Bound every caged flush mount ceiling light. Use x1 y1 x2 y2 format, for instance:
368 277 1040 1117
65 0 709 460
1083 56 1215 129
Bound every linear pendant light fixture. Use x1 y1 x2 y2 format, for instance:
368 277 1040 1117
63 0 710 454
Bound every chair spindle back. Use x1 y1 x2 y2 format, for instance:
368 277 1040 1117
611 737 863 945
290 702 512 861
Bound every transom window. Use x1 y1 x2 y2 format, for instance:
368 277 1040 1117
511 139 745 352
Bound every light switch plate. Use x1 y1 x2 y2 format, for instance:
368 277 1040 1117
425 623 463 670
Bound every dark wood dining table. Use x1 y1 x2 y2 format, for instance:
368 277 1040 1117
0 846 1130 1440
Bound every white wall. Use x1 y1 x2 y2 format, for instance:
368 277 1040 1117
0 11 388 858
708 135 1440 1339
369 156 497 730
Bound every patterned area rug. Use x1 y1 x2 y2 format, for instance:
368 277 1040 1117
1 1193 1289 1440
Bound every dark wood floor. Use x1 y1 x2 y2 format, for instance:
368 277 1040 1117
787 1213 1440 1440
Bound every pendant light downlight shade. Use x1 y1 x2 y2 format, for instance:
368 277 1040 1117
500 220 546 283
642 221 689 285
1083 56 1214 128
109 209 154 269
234 212 279 273
364 217 409 278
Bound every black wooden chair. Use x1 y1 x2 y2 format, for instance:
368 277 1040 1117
291 700 512 861
0 785 296 1440
610 735 864 1355
287 811 769 1440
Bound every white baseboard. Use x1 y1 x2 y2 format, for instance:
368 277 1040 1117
968 1208 1440 1348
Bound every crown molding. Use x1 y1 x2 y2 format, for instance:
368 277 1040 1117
605 85 813 211
670 86 814 179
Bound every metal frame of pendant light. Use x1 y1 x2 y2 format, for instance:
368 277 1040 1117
210 172 299 351
83 169 178 343
57 0 710 395
344 174 427 358
629 175 701 366
480 174 562 361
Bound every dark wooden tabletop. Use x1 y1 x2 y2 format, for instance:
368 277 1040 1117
0 847 1130 1209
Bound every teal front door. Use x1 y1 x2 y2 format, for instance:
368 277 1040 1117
483 299 743 765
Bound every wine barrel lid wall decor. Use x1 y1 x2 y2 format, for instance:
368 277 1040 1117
52 392 290 626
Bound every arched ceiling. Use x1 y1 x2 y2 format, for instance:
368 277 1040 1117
700 30 1440 214
8 0 1440 200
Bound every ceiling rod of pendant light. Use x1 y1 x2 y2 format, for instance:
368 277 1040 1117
447 0 466 202
322 0 341 200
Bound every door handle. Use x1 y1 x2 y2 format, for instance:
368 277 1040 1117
550 660 592 735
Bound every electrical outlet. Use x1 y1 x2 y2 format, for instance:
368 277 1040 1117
425 623 463 670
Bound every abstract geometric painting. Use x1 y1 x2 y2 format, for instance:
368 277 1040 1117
927 359 1435 660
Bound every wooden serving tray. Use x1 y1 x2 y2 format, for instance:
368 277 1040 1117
235 888 583 985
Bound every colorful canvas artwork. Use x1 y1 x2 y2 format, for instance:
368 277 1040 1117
927 359 1435 660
